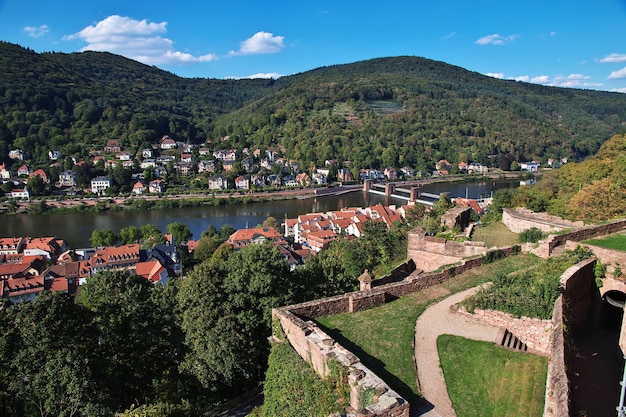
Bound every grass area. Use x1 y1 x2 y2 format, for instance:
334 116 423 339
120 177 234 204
316 254 536 404
438 335 547 417
584 232 626 252
471 222 519 248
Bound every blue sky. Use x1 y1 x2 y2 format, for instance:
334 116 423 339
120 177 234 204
2 0 626 92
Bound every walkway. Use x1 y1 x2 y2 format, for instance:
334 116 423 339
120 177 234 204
413 285 500 417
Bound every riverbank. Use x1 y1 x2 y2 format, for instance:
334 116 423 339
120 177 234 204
0 172 533 216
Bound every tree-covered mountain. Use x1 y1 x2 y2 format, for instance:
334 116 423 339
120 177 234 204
1 41 625 172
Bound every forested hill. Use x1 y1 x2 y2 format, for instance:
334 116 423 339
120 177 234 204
2 41 626 171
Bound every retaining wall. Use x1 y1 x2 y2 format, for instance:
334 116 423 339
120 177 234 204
502 208 583 234
547 218 626 255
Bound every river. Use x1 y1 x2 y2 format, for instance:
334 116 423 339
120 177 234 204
0 179 518 248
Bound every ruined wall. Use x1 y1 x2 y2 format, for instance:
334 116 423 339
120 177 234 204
547 218 626 255
563 240 626 278
407 227 487 271
544 298 569 417
456 307 553 354
273 307 410 417
502 208 583 234
441 206 472 230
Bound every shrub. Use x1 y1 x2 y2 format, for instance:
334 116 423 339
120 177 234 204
518 227 545 243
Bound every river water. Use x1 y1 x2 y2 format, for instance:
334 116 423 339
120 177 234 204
0 180 518 248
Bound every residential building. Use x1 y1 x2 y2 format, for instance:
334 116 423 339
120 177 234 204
48 150 62 160
198 160 215 173
384 167 398 180
520 161 540 172
227 227 284 249
132 181 146 195
17 164 31 176
29 169 50 184
91 176 112 194
59 170 78 187
142 148 154 158
149 179 165 193
160 135 177 149
9 149 25 160
23 237 67 260
0 163 13 179
105 139 121 153
209 174 228 190
10 187 29 199
0 237 25 255
235 175 250 190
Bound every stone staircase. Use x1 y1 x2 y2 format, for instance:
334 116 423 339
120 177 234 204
497 328 528 352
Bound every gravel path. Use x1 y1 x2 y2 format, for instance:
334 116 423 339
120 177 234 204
414 285 500 417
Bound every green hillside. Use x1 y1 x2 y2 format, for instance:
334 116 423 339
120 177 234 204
1 42 625 172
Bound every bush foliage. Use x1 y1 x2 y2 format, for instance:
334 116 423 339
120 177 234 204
463 247 592 319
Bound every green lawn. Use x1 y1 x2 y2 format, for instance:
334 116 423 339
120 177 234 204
471 222 519 248
584 232 626 252
316 254 536 405
438 335 547 417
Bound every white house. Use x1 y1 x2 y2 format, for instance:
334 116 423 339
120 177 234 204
91 176 112 194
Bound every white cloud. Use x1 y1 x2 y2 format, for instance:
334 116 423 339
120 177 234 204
24 25 49 38
246 72 284 79
528 73 602 88
600 53 626 63
229 31 285 56
512 75 530 82
475 33 519 46
530 75 550 84
485 72 504 79
608 66 626 79
64 15 217 65
441 32 457 40
610 87 626 93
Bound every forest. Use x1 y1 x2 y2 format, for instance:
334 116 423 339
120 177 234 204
2 42 626 176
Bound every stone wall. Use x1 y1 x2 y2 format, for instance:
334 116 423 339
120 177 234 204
502 208 583 234
272 246 520 416
563 240 626 278
273 307 410 417
544 298 569 417
456 307 553 354
407 227 487 272
441 206 472 230
547 218 626 255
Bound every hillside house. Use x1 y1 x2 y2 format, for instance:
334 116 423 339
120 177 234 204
10 188 29 199
48 150 62 160
91 176 112 194
105 140 121 153
209 174 228 190
235 175 250 190
17 164 31 176
9 149 25 160
59 170 78 187
0 163 13 179
160 135 177 150
384 167 398 180
132 181 146 195
149 179 165 193
29 169 50 184
142 148 154 158
198 160 215 173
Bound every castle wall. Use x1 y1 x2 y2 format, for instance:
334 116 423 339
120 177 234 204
502 208 583 234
